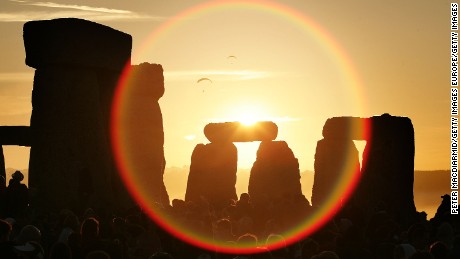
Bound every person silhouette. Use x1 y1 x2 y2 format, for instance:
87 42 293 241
0 219 17 258
6 171 28 218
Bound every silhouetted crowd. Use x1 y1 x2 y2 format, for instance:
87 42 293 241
0 171 460 258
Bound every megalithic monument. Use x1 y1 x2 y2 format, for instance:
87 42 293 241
23 18 169 212
313 114 417 227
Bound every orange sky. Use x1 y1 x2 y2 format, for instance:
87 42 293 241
0 0 450 171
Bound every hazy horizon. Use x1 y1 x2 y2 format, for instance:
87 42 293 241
0 0 450 173
4 166 450 220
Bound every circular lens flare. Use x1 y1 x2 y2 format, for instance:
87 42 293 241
111 0 368 254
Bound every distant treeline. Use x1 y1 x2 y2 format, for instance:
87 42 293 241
414 170 450 194
5 167 451 201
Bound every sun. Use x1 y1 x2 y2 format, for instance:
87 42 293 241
239 114 258 126
223 103 268 126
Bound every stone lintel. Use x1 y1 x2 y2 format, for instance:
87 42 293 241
204 121 278 143
0 126 31 146
24 18 132 71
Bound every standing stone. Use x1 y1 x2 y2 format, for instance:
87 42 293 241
24 18 132 212
0 146 5 181
312 138 360 207
315 114 417 227
118 63 169 206
249 141 310 231
357 114 416 225
185 143 237 209
249 141 305 206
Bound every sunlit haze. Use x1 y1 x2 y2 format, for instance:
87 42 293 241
0 1 450 215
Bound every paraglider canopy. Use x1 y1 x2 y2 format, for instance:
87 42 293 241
197 78 212 84
197 77 212 93
227 55 237 64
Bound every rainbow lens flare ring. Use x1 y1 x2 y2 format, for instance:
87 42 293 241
111 0 369 254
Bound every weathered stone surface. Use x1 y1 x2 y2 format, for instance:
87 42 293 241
316 114 416 226
0 126 31 146
125 63 165 101
185 142 237 209
0 146 5 180
25 19 133 212
204 121 278 143
356 114 416 225
312 138 360 207
23 18 131 71
322 114 410 141
248 141 305 206
28 67 115 211
117 63 169 206
322 116 368 140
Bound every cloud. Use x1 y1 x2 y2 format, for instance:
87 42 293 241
0 11 156 22
1 0 166 22
0 72 34 82
205 116 302 124
0 95 31 116
164 70 271 82
271 117 302 123
13 1 132 14
184 135 196 141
